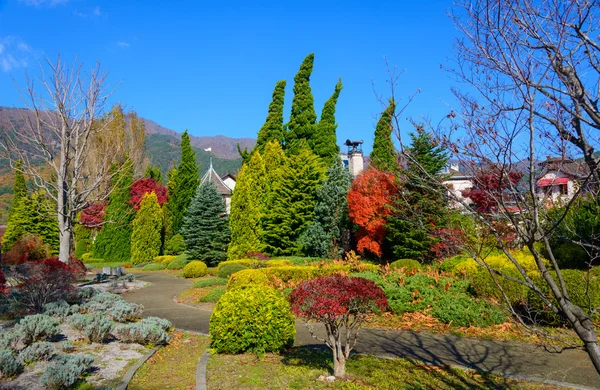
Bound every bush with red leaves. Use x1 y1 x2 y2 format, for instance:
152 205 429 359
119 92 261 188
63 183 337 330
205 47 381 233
462 168 523 213
80 203 106 229
2 233 52 265
430 228 465 261
243 252 270 260
289 275 388 377
0 268 6 295
130 178 168 210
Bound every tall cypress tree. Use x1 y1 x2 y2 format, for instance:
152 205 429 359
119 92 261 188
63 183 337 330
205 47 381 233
170 131 200 234
312 78 343 164
131 192 163 265
262 144 326 255
300 157 351 258
386 130 449 261
256 80 286 153
181 183 230 266
228 152 267 259
371 99 397 172
286 53 317 152
93 160 134 261
8 161 27 220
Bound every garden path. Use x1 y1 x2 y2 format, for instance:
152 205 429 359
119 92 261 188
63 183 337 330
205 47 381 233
121 272 600 389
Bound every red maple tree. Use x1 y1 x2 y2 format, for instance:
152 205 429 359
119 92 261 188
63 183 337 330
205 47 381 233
462 168 523 213
347 167 397 258
130 178 168 210
80 203 106 229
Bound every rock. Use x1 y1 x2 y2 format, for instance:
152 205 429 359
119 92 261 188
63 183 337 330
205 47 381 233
326 376 335 382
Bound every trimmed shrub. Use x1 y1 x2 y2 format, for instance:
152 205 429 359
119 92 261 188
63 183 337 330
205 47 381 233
183 261 208 278
17 314 60 346
140 316 172 331
432 295 507 327
19 341 56 363
0 330 21 352
130 192 163 265
142 263 167 271
439 255 469 273
114 322 169 346
193 278 227 288
553 243 588 269
390 259 422 273
243 252 270 260
81 252 93 262
0 349 23 378
167 253 188 270
59 340 76 352
218 264 247 279
154 255 177 265
164 234 186 255
40 353 94 389
226 269 270 290
198 286 226 302
210 285 295 354
217 259 294 272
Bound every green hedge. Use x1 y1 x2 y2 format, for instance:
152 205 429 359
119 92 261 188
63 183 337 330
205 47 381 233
183 261 208 278
167 253 189 270
142 263 166 271
218 264 247 279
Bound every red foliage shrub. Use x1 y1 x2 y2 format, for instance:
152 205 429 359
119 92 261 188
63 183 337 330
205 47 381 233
243 252 270 260
130 178 168 210
462 168 523 213
0 268 6 295
80 203 106 229
2 233 52 265
430 228 465 260
347 168 397 258
289 275 388 377
66 257 87 278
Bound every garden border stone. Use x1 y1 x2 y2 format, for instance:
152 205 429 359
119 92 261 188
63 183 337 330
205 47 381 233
115 345 161 390
196 350 210 390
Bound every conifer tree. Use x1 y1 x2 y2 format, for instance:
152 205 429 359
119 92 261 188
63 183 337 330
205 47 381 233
312 79 343 164
228 152 267 259
181 183 230 266
300 157 351 258
263 144 326 255
286 54 317 152
144 165 163 183
386 130 449 261
255 80 287 154
130 192 163 265
93 160 134 261
170 131 200 234
371 99 397 172
162 167 178 246
8 161 27 220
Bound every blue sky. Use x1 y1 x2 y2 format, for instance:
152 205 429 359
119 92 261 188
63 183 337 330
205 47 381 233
0 0 459 154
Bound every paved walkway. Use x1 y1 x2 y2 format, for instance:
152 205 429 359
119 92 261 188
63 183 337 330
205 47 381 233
121 272 600 389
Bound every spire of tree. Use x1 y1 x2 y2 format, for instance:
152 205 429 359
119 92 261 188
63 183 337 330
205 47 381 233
8 161 27 221
228 152 267 259
170 131 200 234
131 191 163 265
145 165 163 183
312 78 343 164
256 80 286 152
286 53 317 152
371 99 397 172
181 183 230 266
93 159 134 261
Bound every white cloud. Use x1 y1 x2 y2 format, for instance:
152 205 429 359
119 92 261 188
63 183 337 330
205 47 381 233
19 0 68 7
0 36 37 73
73 10 87 18
92 6 101 16
116 41 130 48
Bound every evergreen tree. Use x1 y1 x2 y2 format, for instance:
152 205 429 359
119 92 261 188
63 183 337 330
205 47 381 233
371 99 397 172
228 152 267 259
286 54 317 152
144 165 163 183
170 131 200 234
130 192 163 265
386 130 449 261
312 79 343 164
8 161 27 220
162 167 178 247
300 157 351 258
181 183 230 266
256 80 286 153
73 211 92 259
93 160 134 261
263 144 326 255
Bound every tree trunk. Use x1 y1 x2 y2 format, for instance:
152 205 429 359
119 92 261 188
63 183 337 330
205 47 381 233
58 222 71 264
333 353 346 378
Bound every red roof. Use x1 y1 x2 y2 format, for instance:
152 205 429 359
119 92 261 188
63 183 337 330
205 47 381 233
538 177 569 187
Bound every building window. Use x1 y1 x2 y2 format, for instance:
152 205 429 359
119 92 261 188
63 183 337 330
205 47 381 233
559 184 568 195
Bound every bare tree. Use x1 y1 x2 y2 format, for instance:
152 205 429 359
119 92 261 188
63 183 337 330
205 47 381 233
424 0 600 374
0 56 124 263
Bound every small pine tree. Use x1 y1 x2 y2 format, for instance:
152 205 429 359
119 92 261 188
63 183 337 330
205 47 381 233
371 99 397 172
300 157 351 258
312 79 343 164
181 183 230 267
130 192 163 265
386 130 449 261
263 144 326 255
286 53 317 152
228 152 267 259
170 131 200 234
93 160 134 261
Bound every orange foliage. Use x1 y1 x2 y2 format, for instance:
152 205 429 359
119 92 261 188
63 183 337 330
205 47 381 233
347 167 397 257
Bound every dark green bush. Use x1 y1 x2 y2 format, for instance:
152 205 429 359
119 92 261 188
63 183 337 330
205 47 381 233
16 314 61 346
432 295 507 327
40 353 94 389
167 253 189 270
18 341 57 363
193 278 227 288
553 243 589 269
164 234 186 255
142 263 167 271
390 259 422 273
0 348 23 378
218 264 247 278
210 285 295 354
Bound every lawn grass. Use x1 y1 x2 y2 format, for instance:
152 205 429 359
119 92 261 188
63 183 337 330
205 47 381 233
198 286 226 302
84 261 129 269
194 277 228 288
207 347 558 390
128 332 210 390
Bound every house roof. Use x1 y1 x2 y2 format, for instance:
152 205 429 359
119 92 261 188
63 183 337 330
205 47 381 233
538 158 588 179
201 158 232 196
221 173 237 182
